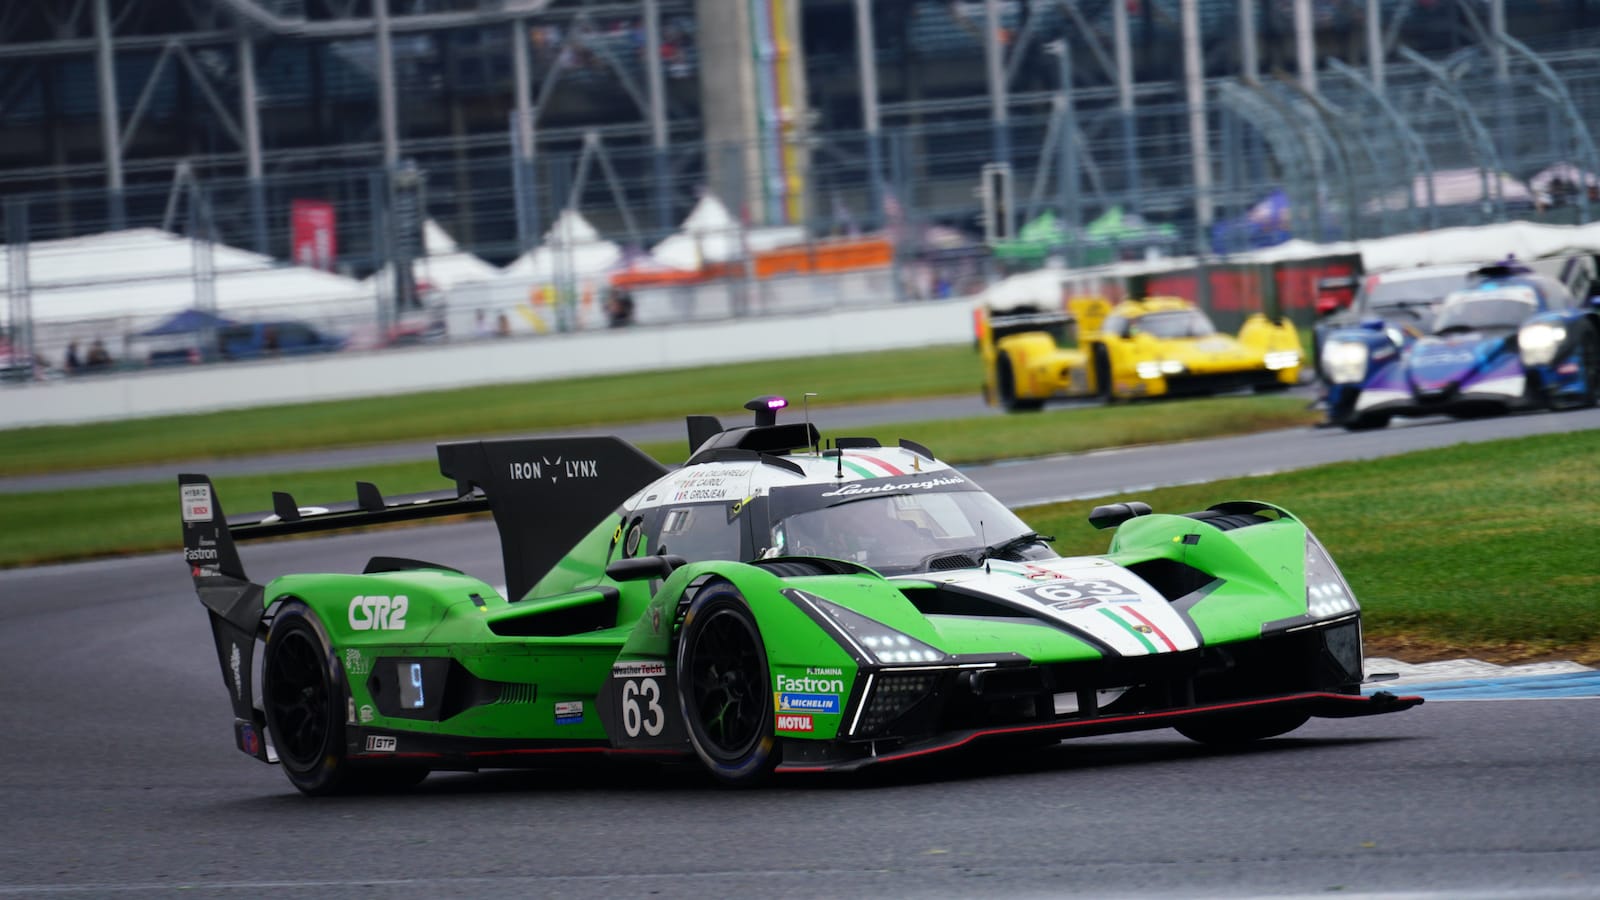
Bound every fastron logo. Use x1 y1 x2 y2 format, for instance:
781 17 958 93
775 673 845 694
775 714 813 732
348 595 408 631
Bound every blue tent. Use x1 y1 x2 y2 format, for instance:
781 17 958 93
138 308 235 336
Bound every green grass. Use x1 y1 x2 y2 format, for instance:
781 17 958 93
0 343 985 477
0 396 1318 569
1019 428 1600 664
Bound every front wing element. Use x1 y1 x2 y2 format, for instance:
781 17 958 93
776 690 1423 773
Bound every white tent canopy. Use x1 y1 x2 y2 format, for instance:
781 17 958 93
649 194 807 270
1 228 372 326
500 208 623 281
366 218 499 291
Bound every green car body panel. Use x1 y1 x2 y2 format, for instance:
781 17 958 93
181 397 1419 793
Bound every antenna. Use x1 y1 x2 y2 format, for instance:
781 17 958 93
979 519 990 574
803 392 819 454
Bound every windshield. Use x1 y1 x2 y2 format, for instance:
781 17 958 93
1430 287 1538 333
768 489 1051 576
1359 273 1472 314
1128 309 1216 339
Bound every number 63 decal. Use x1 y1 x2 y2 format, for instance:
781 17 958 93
620 677 665 738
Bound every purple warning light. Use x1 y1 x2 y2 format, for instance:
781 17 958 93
767 397 788 410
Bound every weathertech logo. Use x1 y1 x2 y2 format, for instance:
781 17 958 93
775 714 813 732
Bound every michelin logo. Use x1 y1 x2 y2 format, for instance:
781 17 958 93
777 692 840 714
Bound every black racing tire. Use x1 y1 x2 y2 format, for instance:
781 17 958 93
1092 344 1114 403
1342 413 1390 431
1563 323 1600 410
995 353 1044 412
1174 709 1311 746
676 583 778 786
262 602 427 795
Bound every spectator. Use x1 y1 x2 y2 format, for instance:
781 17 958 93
64 341 81 374
474 309 495 339
85 338 113 370
495 311 512 337
606 291 635 328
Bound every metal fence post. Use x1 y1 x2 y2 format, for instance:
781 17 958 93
5 198 33 378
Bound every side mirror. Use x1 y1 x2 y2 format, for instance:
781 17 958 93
605 554 687 582
1088 501 1152 530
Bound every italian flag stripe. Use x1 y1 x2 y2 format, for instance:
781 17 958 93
1123 607 1179 652
1098 607 1157 653
851 453 906 476
840 459 877 478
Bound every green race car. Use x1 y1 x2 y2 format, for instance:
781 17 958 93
182 395 1419 794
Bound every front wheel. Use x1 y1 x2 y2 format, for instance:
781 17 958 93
1558 325 1600 410
1175 709 1310 746
676 584 777 786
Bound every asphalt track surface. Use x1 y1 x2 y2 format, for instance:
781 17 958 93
3 401 1599 897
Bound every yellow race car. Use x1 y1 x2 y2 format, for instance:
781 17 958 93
979 295 1302 411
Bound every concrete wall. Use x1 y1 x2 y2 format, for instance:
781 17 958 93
2 301 975 428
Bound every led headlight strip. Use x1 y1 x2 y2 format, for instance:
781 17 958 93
1304 534 1359 620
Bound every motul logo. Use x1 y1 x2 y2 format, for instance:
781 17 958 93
775 714 813 732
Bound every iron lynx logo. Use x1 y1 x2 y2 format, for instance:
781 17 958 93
509 457 600 482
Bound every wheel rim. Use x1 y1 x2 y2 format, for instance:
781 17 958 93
266 627 332 770
684 607 765 761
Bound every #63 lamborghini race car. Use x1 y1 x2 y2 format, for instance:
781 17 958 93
182 395 1418 794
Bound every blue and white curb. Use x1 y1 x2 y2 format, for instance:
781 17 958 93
1364 657 1600 700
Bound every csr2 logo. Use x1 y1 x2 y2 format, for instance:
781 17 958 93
349 595 409 631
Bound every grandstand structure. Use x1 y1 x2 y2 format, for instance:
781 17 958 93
2 0 1600 310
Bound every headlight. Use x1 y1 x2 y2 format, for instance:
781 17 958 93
1136 360 1184 379
786 590 949 665
1519 321 1567 367
1264 350 1300 371
1321 340 1369 385
1305 534 1359 620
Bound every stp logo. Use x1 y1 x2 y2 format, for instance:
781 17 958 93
348 595 409 631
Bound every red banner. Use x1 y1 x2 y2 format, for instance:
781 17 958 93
290 199 337 270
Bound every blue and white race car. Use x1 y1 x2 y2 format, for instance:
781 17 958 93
1319 259 1600 429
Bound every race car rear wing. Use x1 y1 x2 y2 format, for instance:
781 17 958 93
180 435 668 760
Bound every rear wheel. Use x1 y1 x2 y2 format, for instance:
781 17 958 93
263 603 426 795
1342 413 1390 431
996 353 1044 412
1175 709 1310 746
1092 345 1114 403
676 584 777 786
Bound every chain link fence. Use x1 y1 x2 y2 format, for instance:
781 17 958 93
6 33 1600 382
